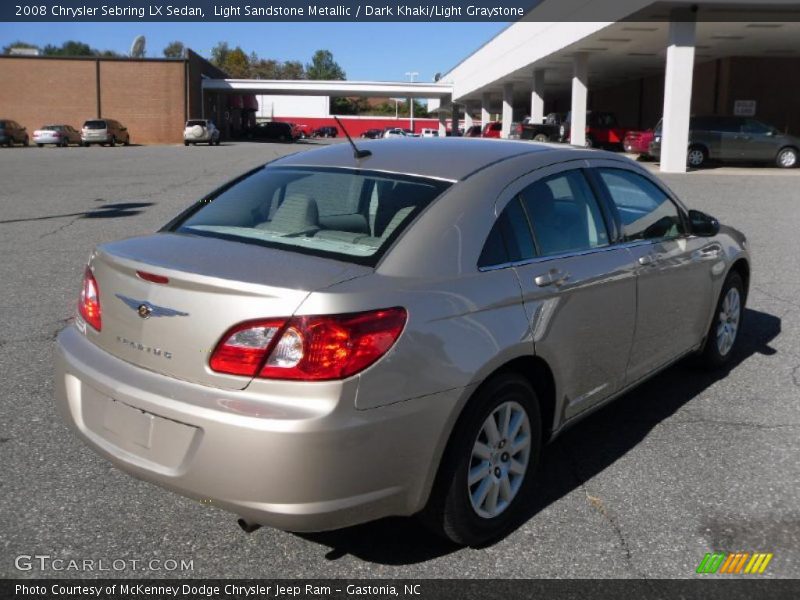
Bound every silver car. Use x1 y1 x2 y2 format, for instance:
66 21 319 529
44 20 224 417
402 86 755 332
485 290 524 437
81 118 130 147
33 124 81 147
184 119 220 146
54 139 750 545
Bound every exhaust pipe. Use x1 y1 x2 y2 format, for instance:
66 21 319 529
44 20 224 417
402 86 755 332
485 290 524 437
237 518 262 534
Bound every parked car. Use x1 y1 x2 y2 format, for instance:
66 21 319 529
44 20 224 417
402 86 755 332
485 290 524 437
559 111 627 148
183 120 220 146
293 124 310 139
33 124 81 147
649 116 800 169
482 121 503 138
383 128 411 138
0 119 29 146
464 125 483 138
311 126 338 138
623 127 656 159
81 119 130 147
420 128 440 138
507 123 523 140
520 112 565 142
55 138 750 547
247 121 298 143
361 128 384 139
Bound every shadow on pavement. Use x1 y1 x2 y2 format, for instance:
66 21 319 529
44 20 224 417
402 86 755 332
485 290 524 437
295 308 781 564
0 202 155 225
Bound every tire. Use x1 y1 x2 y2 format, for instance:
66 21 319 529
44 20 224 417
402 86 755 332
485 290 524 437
23 136 29 147
687 145 708 168
698 271 745 369
422 373 542 546
109 136 116 147
83 141 89 147
184 141 189 146
533 133 549 143
36 143 43 148
775 147 798 169
584 136 594 148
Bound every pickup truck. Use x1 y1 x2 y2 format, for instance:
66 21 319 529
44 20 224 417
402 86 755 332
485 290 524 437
559 111 627 148
520 112 564 142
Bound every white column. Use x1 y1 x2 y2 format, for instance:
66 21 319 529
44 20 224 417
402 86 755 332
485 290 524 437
481 92 491 126
531 68 545 124
438 111 447 137
660 16 696 173
570 52 588 147
502 83 513 138
464 108 474 130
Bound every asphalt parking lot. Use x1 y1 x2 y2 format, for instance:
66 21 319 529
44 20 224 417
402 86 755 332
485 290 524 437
1 140 798 579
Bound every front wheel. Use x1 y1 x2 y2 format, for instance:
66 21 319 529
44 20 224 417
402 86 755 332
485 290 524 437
698 271 745 369
687 145 708 168
109 136 116 147
776 147 798 169
422 373 542 546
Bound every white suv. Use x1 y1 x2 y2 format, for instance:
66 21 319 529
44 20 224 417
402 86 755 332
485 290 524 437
184 120 220 146
420 128 439 138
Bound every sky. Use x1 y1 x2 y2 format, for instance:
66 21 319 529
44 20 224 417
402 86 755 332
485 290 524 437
0 22 509 81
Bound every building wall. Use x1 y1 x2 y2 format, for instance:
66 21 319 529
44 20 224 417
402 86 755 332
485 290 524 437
257 95 329 119
0 54 223 145
0 57 97 136
99 60 185 144
725 57 800 134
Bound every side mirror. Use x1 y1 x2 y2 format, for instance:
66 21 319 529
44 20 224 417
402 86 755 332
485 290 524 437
688 209 720 237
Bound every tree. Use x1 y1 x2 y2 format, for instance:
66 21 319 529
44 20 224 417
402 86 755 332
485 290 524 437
306 50 345 80
163 41 185 58
279 60 305 80
210 42 231 68
2 41 39 55
222 47 250 78
250 58 280 79
43 41 94 56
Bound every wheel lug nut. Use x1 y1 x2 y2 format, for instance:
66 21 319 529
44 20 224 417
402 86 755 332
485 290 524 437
501 452 509 462
494 467 501 477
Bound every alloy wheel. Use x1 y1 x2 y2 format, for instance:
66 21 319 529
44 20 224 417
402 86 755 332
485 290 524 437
468 400 531 519
778 149 797 168
716 287 741 357
688 148 705 167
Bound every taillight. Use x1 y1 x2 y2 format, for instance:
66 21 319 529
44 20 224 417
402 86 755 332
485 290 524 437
209 308 407 381
78 267 102 331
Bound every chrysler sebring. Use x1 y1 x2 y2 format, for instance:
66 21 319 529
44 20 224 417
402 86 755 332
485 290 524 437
54 138 749 545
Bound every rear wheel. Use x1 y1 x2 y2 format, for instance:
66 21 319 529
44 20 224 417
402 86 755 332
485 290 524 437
687 145 708 168
698 271 744 369
422 373 542 546
184 141 189 146
533 133 549 142
36 143 43 148
776 147 798 169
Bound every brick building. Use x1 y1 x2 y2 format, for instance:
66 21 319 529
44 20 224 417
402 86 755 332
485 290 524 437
0 50 226 145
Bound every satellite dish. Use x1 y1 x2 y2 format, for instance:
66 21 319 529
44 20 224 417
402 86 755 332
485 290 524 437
433 72 442 82
130 35 146 58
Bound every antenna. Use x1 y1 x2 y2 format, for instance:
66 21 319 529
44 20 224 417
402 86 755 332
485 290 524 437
130 35 146 58
333 116 371 160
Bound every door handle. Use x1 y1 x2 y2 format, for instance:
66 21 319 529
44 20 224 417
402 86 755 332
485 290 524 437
693 244 722 260
535 269 570 288
638 254 657 266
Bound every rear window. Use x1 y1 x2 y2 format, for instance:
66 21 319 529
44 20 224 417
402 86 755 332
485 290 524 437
186 120 207 127
171 167 451 267
84 120 106 129
0 121 6 128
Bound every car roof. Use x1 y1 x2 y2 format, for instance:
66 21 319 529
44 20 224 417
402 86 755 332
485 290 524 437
271 138 581 181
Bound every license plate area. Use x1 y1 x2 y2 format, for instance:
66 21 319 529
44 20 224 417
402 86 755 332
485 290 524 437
103 399 154 449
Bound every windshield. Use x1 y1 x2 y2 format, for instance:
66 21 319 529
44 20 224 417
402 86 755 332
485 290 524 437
84 120 106 129
171 167 451 267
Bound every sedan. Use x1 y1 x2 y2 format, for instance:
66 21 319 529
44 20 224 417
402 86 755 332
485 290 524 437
33 124 82 147
55 139 749 546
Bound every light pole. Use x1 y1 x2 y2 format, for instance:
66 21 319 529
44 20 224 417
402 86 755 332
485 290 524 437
405 71 418 133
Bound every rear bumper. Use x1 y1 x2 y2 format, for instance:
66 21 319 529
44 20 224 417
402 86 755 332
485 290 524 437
54 325 462 531
81 134 110 144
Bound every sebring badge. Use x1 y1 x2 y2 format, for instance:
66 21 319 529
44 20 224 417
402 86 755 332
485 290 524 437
115 294 189 319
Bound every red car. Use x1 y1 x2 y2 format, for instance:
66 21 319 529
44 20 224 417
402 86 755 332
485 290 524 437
481 121 502 138
560 111 627 148
623 128 656 158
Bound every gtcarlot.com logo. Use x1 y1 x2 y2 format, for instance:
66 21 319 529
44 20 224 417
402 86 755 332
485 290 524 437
14 554 194 572
696 552 773 574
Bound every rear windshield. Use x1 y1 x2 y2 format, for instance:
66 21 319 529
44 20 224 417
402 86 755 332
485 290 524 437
186 120 207 127
84 120 107 129
42 125 63 131
170 167 451 267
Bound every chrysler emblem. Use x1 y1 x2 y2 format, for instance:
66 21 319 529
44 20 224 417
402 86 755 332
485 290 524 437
115 294 189 319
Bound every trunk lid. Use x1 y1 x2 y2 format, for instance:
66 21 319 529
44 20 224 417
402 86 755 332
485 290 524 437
88 232 369 389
